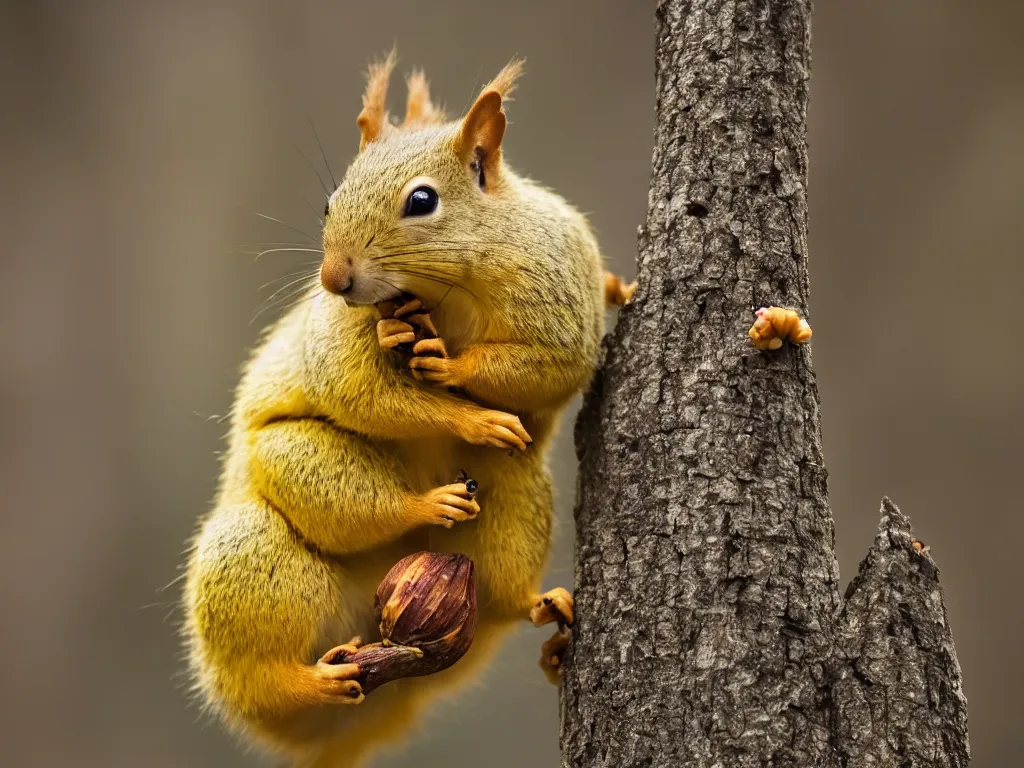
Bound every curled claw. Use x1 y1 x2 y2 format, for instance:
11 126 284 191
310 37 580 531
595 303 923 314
530 587 574 627
413 337 448 358
415 482 481 528
313 653 365 704
483 411 532 452
392 298 424 320
405 312 438 337
409 354 458 386
456 409 531 452
375 298 402 319
377 318 416 349
539 626 572 685
318 636 365 662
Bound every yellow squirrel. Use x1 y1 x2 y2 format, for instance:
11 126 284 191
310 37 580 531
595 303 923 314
183 52 635 768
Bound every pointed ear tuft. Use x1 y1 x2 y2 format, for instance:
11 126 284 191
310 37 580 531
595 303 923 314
357 48 398 150
482 57 525 101
458 59 524 187
403 69 446 128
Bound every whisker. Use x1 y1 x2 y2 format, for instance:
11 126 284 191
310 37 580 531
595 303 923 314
302 197 325 228
377 255 463 268
236 241 320 248
380 260 461 278
255 213 318 243
258 285 326 322
309 118 337 189
250 247 324 262
379 248 545 283
376 244 485 254
373 249 479 263
257 268 320 296
375 275 405 297
233 246 317 258
380 267 480 302
251 274 321 325
384 238 526 250
433 283 456 312
293 143 331 197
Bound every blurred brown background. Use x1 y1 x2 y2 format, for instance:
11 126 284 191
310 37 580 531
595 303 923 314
1 1 1021 766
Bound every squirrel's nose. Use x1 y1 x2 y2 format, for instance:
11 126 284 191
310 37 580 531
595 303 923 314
321 257 353 295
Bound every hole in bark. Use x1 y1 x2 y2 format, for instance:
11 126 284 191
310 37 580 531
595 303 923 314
852 665 875 688
753 111 774 136
685 202 708 218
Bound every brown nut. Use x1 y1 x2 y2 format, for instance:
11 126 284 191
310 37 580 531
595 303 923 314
376 552 477 662
324 552 477 696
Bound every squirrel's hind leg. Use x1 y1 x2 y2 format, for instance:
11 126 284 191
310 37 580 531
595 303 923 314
185 500 369 751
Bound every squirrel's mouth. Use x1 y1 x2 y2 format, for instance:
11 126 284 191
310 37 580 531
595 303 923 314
337 279 402 307
322 257 403 306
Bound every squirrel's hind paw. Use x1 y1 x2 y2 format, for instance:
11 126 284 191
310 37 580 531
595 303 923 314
604 271 636 307
530 587 574 627
312 658 365 704
539 626 572 685
748 306 812 350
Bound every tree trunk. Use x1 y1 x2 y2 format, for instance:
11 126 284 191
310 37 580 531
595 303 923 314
560 1 969 766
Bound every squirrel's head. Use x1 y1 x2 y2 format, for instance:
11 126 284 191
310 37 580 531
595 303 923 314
320 51 524 307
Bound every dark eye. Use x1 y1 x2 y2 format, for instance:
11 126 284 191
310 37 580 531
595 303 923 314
404 185 439 217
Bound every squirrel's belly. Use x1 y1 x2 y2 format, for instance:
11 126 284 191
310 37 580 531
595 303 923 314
388 435 464 491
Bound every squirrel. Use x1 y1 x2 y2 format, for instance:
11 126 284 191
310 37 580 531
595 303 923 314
183 51 635 768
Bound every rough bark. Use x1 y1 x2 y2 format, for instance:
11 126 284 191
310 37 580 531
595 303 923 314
560 1 969 767
831 500 970 767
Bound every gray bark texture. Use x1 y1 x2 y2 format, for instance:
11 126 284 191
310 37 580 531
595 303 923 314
832 499 969 767
559 1 969 767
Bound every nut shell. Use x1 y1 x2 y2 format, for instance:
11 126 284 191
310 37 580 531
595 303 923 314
375 552 477 663
322 552 478 695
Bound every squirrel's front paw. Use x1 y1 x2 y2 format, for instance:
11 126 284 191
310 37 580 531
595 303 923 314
748 306 812 350
407 482 480 529
376 297 439 351
459 409 533 452
377 318 416 350
408 338 462 387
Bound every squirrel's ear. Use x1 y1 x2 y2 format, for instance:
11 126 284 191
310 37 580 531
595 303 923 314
459 90 505 174
357 48 397 151
458 58 524 186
